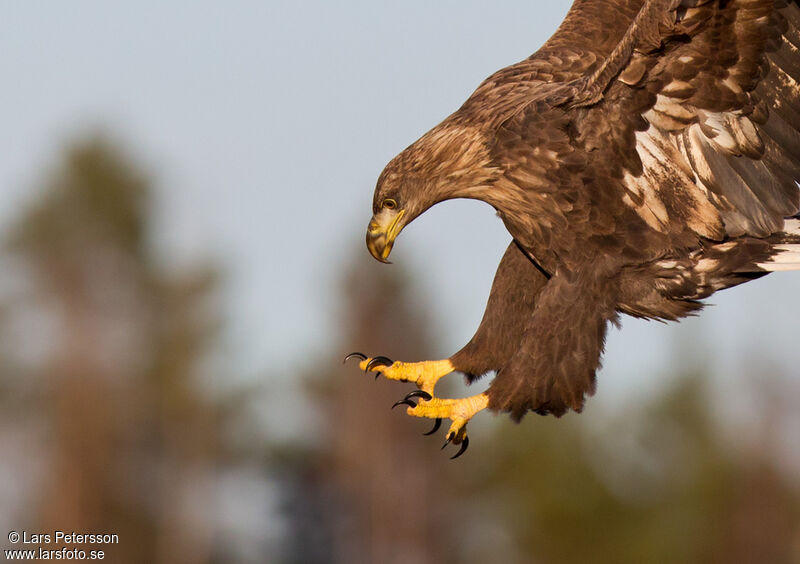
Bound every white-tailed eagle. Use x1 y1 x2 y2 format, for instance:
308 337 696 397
347 0 800 458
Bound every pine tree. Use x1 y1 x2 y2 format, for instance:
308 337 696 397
3 136 227 563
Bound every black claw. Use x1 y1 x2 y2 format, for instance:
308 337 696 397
423 418 442 436
366 356 393 371
450 436 469 459
392 398 417 410
343 352 367 364
441 433 453 450
403 390 432 402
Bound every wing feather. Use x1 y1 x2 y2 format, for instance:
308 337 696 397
457 0 647 127
579 0 800 239
462 0 800 245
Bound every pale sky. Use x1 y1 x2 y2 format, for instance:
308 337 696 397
3 1 798 412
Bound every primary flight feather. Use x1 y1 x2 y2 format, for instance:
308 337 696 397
348 0 800 458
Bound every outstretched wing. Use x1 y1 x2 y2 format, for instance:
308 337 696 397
588 0 800 239
464 0 800 242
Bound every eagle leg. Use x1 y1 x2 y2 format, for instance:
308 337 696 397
401 392 489 458
353 356 456 396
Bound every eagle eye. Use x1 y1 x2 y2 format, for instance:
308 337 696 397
382 198 397 210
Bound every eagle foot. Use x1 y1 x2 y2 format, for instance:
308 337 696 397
399 392 489 459
344 353 455 395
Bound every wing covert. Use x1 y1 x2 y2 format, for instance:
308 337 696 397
466 0 800 240
581 0 800 238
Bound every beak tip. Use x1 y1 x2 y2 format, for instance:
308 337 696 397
366 233 393 264
370 250 392 264
366 209 404 264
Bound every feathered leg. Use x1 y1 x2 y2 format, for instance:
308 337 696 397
487 267 619 421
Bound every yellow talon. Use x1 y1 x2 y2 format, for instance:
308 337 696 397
407 393 489 441
346 352 487 457
360 358 455 395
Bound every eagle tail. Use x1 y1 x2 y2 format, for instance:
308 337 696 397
757 218 800 272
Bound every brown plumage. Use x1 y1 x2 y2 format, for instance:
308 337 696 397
364 0 800 424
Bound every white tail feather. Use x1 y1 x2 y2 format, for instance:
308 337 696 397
760 264 800 271
758 242 800 272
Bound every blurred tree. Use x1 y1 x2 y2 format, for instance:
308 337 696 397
2 137 227 563
466 374 800 564
283 256 461 564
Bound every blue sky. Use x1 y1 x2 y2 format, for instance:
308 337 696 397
4 1 798 410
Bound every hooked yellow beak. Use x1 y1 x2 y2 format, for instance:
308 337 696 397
366 209 406 263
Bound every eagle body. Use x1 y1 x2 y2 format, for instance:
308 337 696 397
361 0 800 430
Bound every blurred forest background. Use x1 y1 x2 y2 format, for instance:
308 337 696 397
0 136 798 563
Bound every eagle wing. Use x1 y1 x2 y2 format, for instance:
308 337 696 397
588 0 800 239
466 0 800 241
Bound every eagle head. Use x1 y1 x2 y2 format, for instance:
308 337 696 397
366 155 424 263
366 122 498 263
